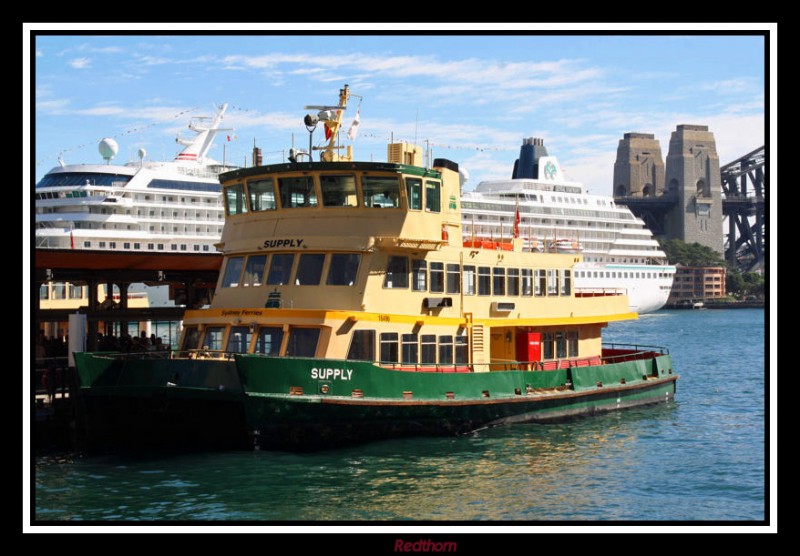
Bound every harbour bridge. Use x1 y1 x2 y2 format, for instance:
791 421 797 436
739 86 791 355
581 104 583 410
616 145 766 273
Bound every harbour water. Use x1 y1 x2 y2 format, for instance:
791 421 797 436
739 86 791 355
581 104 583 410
31 309 768 525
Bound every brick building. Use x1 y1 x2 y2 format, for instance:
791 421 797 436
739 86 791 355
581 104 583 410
667 266 727 304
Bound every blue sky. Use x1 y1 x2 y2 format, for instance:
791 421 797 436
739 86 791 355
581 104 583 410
28 27 770 196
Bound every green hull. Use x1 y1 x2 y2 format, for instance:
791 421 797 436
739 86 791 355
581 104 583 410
73 351 677 451
236 353 677 449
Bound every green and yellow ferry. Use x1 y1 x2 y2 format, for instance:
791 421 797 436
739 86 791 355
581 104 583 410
74 85 678 451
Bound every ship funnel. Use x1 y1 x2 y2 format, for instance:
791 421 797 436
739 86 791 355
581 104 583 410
511 137 548 179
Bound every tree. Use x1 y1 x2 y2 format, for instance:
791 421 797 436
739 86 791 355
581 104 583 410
659 239 726 267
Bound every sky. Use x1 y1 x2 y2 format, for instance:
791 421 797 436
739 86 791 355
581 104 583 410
27 27 770 197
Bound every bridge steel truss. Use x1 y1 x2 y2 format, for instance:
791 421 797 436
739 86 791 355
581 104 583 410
720 146 766 272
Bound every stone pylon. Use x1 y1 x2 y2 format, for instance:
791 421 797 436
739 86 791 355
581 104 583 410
613 133 665 198
664 125 723 255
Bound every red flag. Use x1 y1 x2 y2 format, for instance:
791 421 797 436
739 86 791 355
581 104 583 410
324 123 332 140
226 135 231 142
513 200 521 239
70 226 75 249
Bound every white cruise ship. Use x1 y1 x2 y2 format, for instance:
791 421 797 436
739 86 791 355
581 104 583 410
35 104 234 254
460 138 675 313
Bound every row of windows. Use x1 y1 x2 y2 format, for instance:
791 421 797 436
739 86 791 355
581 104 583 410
180 324 581 365
84 240 211 252
384 256 571 297
225 173 441 216
222 253 361 288
182 325 317 357
373 332 469 366
575 270 672 280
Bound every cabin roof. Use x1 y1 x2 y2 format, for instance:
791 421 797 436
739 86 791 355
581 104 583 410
220 161 442 182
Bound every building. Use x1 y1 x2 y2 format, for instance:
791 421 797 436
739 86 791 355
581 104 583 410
667 265 726 305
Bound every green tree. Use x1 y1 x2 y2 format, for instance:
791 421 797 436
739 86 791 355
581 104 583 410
659 239 726 267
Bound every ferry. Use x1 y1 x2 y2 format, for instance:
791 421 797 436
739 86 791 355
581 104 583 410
461 138 676 314
73 85 678 451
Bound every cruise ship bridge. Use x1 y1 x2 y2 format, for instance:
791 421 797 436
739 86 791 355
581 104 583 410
34 249 221 350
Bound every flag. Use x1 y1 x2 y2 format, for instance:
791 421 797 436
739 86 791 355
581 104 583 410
324 123 332 140
69 225 75 249
226 135 231 142
347 108 361 140
513 199 521 239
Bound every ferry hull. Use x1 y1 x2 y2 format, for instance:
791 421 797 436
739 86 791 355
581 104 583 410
236 352 677 450
72 354 249 451
72 351 677 451
245 378 676 450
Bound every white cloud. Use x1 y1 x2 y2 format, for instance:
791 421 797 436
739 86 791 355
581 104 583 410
68 57 90 69
35 98 70 114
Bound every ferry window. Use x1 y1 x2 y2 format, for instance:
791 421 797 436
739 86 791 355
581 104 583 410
248 179 276 211
412 260 427 291
455 336 469 365
561 270 571 296
402 334 419 364
425 181 441 213
227 326 253 354
202 327 225 351
430 262 445 293
266 254 295 285
542 332 555 359
194 245 200 252
256 327 284 355
286 328 320 357
203 245 209 252
320 174 358 207
278 176 317 208
362 176 401 208
508 268 520 296
438 335 453 365
180 245 187 251
463 265 476 295
347 330 375 361
39 284 48 300
99 242 106 248
171 245 178 251
296 254 325 285
123 242 130 249
158 244 164 250
83 241 91 248
556 332 567 359
134 243 140 250
521 269 533 296
225 184 248 216
547 269 559 296
327 253 361 286
568 331 579 357
243 255 267 287
478 267 491 295
406 178 422 210
181 326 201 351
384 256 408 288
446 264 461 294
535 269 545 296
421 335 437 364
493 268 506 296
380 332 399 363
221 257 245 287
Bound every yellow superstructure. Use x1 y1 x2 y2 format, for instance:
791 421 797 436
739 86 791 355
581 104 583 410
179 115 634 372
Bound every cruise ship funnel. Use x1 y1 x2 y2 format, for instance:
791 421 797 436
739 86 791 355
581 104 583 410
512 137 549 179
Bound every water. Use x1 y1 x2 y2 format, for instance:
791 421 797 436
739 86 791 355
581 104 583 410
31 309 767 524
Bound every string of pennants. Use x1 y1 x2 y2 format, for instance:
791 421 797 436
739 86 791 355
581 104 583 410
36 107 200 167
